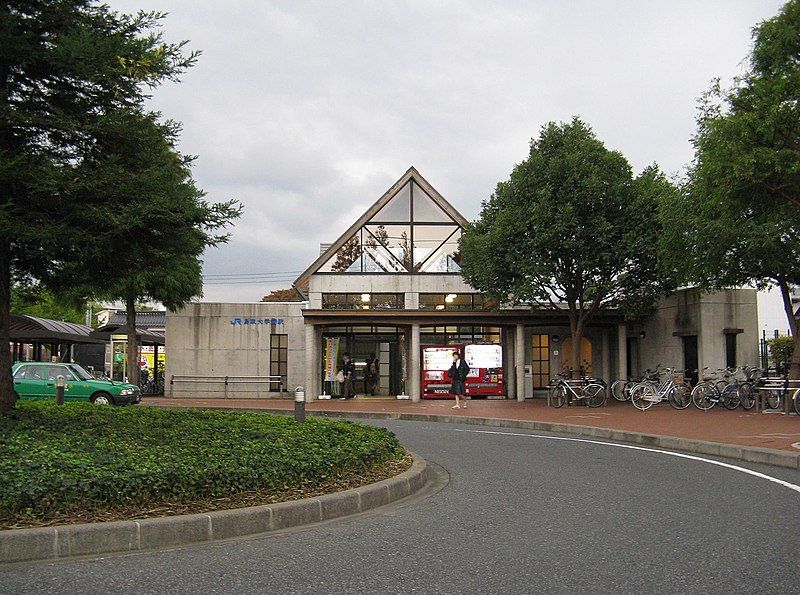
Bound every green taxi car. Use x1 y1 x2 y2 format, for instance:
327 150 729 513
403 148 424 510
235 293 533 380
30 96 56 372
11 362 141 406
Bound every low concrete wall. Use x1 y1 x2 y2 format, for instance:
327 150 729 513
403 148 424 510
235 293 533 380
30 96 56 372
0 454 430 564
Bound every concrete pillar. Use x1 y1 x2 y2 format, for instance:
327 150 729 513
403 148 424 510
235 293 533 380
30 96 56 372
617 324 627 381
410 323 421 402
404 292 419 310
515 324 525 401
305 324 320 401
601 329 610 383
505 327 516 400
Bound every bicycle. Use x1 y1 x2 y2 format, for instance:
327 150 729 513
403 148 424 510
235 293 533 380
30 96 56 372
692 366 756 411
629 367 692 411
549 374 606 408
610 368 660 402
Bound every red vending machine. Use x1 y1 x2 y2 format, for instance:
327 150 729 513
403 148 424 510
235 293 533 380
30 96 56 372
463 344 504 397
421 344 504 399
421 345 464 398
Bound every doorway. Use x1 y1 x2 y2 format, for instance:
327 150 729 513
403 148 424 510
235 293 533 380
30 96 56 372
561 337 593 376
322 326 404 397
683 335 699 386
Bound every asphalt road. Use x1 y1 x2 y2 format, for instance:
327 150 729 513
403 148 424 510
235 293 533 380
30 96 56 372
2 419 799 594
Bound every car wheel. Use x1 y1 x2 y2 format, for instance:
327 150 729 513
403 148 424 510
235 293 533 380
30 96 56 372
91 392 114 406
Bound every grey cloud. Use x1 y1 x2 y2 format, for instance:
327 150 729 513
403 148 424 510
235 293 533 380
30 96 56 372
107 0 783 302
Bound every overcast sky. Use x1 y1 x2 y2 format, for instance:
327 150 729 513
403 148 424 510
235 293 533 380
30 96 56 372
106 0 789 330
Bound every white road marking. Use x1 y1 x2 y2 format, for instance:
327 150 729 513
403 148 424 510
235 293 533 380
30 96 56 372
453 428 800 495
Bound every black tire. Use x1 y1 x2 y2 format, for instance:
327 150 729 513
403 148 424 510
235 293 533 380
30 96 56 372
91 392 114 406
738 383 755 410
631 384 656 411
611 380 629 402
551 385 566 408
585 384 607 408
765 392 781 410
668 385 691 409
692 382 716 411
721 385 740 410
793 388 800 415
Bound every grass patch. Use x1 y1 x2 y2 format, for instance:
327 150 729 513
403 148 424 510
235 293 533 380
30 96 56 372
0 402 409 529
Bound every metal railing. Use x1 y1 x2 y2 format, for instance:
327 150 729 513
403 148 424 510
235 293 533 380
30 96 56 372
169 375 285 398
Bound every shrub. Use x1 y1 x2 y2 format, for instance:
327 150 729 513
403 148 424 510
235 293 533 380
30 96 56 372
0 403 406 525
767 336 795 370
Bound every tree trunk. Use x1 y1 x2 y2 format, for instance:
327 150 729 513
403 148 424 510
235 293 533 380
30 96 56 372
569 317 584 379
777 278 800 380
125 294 139 387
0 240 14 413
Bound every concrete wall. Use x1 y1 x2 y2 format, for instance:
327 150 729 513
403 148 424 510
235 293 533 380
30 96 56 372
165 302 306 398
638 288 758 375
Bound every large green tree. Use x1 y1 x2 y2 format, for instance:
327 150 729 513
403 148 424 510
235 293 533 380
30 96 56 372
0 1 197 411
660 0 800 378
62 109 241 386
461 118 674 377
10 284 96 326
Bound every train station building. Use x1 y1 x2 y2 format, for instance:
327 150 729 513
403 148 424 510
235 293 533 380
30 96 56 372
165 167 759 400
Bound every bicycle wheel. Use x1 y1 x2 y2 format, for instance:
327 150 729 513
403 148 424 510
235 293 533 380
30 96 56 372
550 385 566 408
630 383 656 411
738 382 755 410
668 384 691 410
692 382 717 411
765 391 781 410
585 383 607 408
793 388 800 415
721 385 740 410
611 380 629 402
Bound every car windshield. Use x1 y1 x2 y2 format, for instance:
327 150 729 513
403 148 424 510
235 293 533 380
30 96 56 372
68 364 94 381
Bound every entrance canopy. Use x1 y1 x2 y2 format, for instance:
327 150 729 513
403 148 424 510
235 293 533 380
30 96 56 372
10 314 103 344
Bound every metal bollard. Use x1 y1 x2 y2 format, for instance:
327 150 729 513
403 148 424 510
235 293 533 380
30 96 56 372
55 375 65 405
294 386 306 422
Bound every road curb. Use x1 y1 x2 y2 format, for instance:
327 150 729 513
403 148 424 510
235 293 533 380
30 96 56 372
302 410 800 470
0 453 429 564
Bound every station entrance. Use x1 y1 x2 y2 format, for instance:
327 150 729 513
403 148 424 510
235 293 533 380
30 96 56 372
321 325 405 397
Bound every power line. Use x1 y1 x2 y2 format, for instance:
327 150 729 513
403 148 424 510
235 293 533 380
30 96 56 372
202 270 303 279
203 278 297 285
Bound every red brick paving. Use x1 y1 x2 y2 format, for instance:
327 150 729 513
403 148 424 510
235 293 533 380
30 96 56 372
143 397 800 453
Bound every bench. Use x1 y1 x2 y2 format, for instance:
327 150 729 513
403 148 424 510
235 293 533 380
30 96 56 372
753 377 800 414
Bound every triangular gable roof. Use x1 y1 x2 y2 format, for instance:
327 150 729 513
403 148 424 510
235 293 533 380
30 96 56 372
293 166 468 293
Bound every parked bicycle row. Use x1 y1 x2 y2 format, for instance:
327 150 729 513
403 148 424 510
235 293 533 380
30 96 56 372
548 365 800 414
609 365 800 414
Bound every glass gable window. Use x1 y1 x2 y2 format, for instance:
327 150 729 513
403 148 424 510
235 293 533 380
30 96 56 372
317 180 463 274
412 182 450 222
322 293 405 310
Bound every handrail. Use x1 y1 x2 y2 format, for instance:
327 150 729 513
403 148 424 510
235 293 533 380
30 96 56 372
169 374 285 398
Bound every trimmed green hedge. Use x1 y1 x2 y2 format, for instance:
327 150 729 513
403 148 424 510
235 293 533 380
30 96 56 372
0 402 406 524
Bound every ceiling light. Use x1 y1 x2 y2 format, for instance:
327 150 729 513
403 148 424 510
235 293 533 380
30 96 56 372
445 294 456 303
361 293 371 302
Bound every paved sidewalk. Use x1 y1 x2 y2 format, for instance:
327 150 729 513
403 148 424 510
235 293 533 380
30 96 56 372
144 396 800 453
